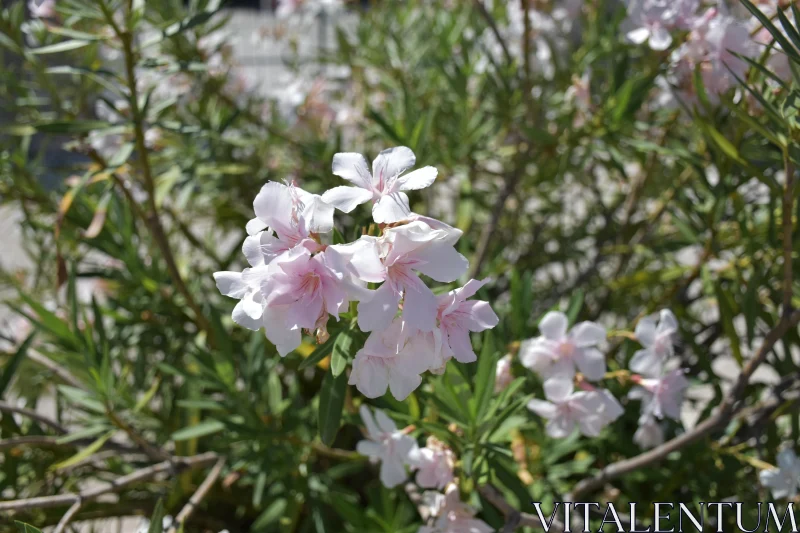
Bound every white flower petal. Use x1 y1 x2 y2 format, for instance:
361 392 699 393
357 283 401 332
321 186 373 213
539 311 568 340
527 399 557 419
412 243 469 283
372 192 411 223
246 217 267 236
634 317 657 347
544 378 574 403
574 347 607 381
332 152 372 189
570 321 606 347
626 27 651 44
372 146 416 189
397 166 437 191
213 271 249 299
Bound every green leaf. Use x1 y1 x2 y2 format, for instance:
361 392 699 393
171 419 225 441
148 499 166 533
51 430 115 470
30 40 92 54
741 0 800 64
15 522 43 533
318 368 347 446
299 335 336 370
251 498 288 531
330 332 353 378
34 120 110 134
472 331 497 425
565 289 585 325
0 332 35 397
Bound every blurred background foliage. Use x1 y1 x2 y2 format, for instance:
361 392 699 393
0 0 799 531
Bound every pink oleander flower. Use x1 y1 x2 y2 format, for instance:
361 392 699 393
434 278 499 364
629 368 688 421
494 354 514 393
244 181 333 265
418 484 494 533
356 406 417 488
629 309 678 376
322 147 438 224
518 311 607 382
633 414 665 449
527 379 621 438
623 0 699 51
759 447 800 500
408 437 455 490
349 318 433 400
29 0 56 19
348 221 468 333
670 9 756 104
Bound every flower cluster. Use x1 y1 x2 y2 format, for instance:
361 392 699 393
356 406 492 533
624 0 764 104
628 309 689 449
215 147 499 400
519 311 624 438
760 446 800 500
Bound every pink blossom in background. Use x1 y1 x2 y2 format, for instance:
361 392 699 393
633 414 665 449
408 437 455 490
494 354 514 393
28 0 56 19
623 0 699 51
322 147 438 223
356 406 417 488
527 378 620 438
629 309 678 376
518 311 607 382
759 447 800 500
418 484 493 533
629 368 689 421
349 318 432 400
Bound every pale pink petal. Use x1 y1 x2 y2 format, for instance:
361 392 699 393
388 369 422 401
379 456 408 488
402 280 438 332
242 234 264 267
462 301 499 331
374 409 398 434
359 404 381 439
635 317 657 347
546 416 574 438
627 26 651 44
372 146 416 191
544 378 573 403
526 399 557 419
629 348 662 376
246 217 267 236
213 271 249 299
253 181 293 229
570 321 606 347
396 166 437 191
657 309 679 335
372 192 412 223
453 278 491 301
232 299 262 330
411 243 469 283
574 347 606 381
350 355 389 398
578 415 605 437
356 440 382 458
346 239 386 283
446 326 476 363
358 283 401 332
321 186 373 213
539 311 568 340
649 27 673 50
261 306 302 356
332 152 372 189
518 338 558 372
295 189 334 233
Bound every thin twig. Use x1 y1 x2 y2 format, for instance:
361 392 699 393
782 152 794 317
106 410 172 462
117 17 213 342
167 457 226 533
478 484 566 531
0 452 218 512
0 400 68 434
473 0 513 66
566 309 800 501
53 500 82 533
27 350 83 389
